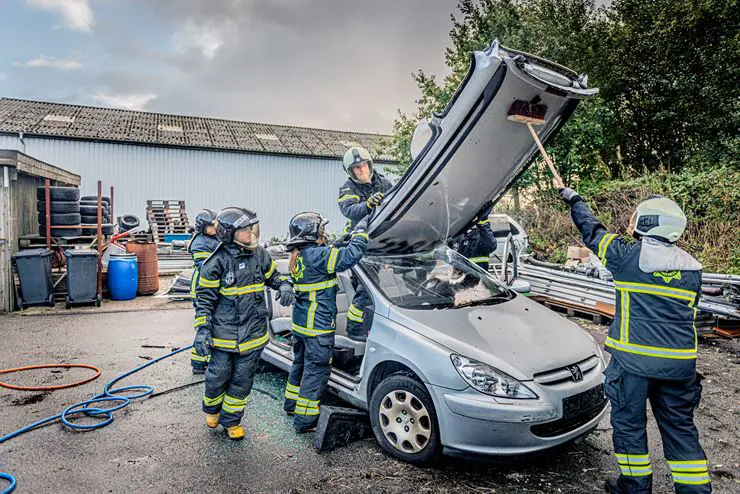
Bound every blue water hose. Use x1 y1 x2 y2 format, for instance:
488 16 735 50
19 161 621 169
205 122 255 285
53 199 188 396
0 345 193 494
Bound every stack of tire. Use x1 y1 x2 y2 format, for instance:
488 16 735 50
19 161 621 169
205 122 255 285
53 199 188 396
37 186 82 237
36 187 114 238
80 195 114 236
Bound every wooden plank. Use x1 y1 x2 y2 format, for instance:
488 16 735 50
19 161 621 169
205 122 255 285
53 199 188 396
714 327 740 338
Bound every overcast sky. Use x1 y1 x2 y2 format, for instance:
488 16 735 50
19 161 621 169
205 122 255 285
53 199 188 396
0 0 465 134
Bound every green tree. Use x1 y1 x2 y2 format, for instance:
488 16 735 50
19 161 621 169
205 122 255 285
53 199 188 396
387 0 739 182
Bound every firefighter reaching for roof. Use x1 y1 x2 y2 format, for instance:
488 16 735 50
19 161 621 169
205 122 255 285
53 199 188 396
282 212 369 432
559 187 711 494
337 146 392 341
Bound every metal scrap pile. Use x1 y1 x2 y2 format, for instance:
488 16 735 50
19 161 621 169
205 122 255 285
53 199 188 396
516 255 740 336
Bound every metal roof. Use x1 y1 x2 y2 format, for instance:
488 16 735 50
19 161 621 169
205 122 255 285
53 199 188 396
0 98 395 162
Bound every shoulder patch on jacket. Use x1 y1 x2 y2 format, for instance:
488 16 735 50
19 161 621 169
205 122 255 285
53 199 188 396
653 271 682 284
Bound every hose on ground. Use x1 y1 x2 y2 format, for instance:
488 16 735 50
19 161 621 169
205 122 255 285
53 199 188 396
0 344 281 493
0 473 16 494
0 345 193 493
0 364 101 391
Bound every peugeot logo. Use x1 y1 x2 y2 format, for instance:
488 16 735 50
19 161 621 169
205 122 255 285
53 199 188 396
567 364 584 382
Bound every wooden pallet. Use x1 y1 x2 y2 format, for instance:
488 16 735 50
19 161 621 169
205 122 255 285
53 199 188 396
146 200 190 243
714 319 740 338
530 295 614 324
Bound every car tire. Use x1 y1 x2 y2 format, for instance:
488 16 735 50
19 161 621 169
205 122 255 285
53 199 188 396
36 187 80 202
81 224 113 236
36 201 81 214
369 373 442 465
81 215 107 224
80 201 110 208
39 226 83 238
81 196 110 205
38 212 81 226
119 215 139 231
80 205 109 216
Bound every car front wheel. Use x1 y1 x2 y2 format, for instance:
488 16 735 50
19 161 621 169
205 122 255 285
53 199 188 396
369 373 441 464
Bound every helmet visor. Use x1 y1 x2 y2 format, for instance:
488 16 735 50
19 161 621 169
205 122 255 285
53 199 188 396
234 223 260 249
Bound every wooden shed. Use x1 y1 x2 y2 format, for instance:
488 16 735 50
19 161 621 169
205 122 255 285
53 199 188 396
0 150 80 311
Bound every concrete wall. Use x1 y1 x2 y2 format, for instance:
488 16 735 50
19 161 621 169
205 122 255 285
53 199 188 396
0 134 398 240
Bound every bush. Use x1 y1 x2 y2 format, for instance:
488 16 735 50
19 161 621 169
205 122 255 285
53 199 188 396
503 167 740 273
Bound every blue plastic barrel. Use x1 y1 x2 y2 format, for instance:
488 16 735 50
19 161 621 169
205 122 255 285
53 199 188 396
108 253 138 301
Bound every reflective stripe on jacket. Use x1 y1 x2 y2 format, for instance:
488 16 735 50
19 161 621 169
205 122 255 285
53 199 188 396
188 233 220 299
570 199 701 380
194 244 291 354
290 233 368 337
449 214 497 269
337 173 393 232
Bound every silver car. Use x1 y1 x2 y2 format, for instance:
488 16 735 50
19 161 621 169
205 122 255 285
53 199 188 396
262 40 607 464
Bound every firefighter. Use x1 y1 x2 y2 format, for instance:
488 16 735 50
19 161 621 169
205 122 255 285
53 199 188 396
559 188 711 494
194 207 295 440
337 146 392 341
282 212 369 432
188 209 219 374
448 201 497 278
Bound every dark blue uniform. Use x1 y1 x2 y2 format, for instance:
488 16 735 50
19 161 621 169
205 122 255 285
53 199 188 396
337 172 392 337
195 244 291 428
283 232 368 431
188 232 220 371
449 203 496 273
570 198 711 493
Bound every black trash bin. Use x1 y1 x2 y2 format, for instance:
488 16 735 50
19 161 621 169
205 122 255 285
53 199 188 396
64 249 100 308
12 248 54 309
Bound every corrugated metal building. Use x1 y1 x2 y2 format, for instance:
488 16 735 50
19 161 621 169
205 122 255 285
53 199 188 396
0 98 397 240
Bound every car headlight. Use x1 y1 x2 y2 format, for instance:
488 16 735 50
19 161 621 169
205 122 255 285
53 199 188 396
450 354 537 399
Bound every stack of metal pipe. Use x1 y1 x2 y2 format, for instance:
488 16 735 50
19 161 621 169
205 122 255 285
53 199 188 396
513 255 740 324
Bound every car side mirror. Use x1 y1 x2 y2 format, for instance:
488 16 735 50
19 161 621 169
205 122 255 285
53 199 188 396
509 279 531 294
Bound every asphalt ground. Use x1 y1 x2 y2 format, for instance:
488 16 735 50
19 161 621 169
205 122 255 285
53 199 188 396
0 302 738 493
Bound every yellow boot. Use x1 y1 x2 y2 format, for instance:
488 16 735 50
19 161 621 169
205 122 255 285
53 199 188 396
204 413 219 429
226 425 245 441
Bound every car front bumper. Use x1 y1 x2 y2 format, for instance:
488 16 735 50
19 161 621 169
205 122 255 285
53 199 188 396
428 383 608 457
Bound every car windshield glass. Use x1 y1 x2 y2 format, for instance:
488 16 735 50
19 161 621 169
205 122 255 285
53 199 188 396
360 246 513 309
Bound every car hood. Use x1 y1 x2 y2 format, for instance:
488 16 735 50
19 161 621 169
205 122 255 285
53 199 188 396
367 41 597 254
388 294 597 381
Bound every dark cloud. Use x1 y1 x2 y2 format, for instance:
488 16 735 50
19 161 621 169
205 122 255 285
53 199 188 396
110 0 460 132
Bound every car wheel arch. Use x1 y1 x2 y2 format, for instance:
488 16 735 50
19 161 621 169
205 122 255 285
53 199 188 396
366 360 425 404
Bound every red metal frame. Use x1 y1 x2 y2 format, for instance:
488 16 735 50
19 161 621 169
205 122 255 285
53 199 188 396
44 178 51 249
42 179 112 303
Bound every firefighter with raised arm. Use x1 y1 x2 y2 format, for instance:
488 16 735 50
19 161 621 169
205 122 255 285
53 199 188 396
559 187 711 494
337 146 392 341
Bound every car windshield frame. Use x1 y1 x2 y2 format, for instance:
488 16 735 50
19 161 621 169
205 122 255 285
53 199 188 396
359 246 514 310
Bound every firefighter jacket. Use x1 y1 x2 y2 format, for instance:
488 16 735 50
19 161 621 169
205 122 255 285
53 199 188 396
195 243 290 354
188 232 220 300
337 172 393 232
450 220 497 268
290 232 368 337
570 199 702 380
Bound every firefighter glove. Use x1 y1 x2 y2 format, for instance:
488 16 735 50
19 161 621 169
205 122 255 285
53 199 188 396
194 327 212 357
275 283 295 307
366 192 384 209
